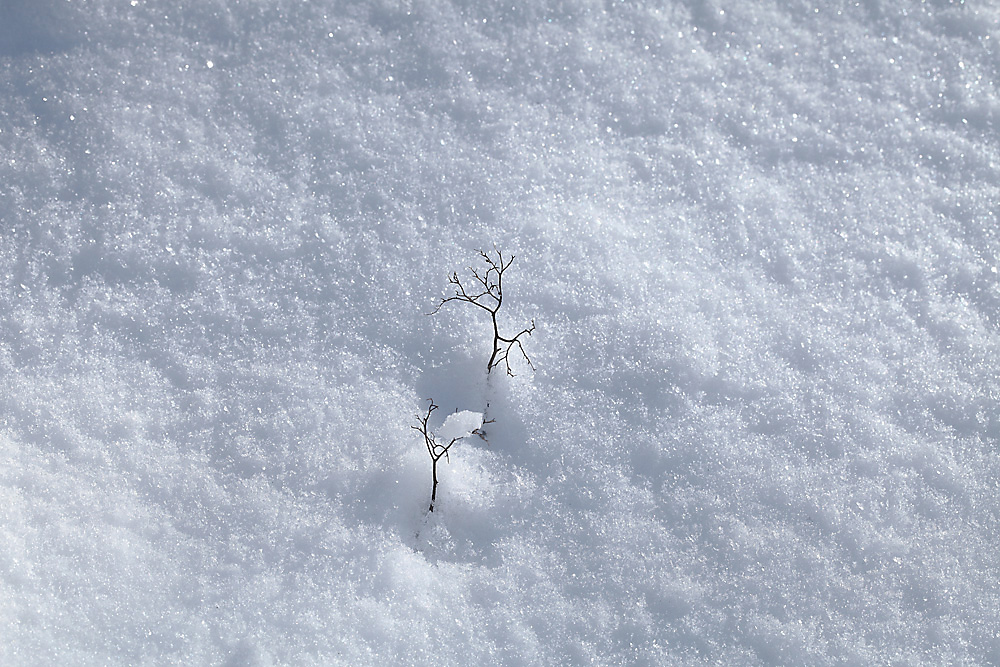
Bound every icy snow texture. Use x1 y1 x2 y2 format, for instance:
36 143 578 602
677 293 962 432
437 410 485 443
1 0 999 664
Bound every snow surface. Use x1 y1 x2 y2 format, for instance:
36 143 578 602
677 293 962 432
2 0 999 664
437 410 486 444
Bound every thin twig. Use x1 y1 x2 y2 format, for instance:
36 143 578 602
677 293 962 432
412 399 463 513
429 247 535 376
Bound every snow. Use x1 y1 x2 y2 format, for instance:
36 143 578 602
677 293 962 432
2 0 1000 664
436 410 485 443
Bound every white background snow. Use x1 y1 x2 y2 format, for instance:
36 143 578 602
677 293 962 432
2 0 999 664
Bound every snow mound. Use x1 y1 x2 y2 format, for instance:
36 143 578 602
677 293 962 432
437 410 485 443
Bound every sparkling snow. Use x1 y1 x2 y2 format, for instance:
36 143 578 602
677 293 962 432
2 0 999 665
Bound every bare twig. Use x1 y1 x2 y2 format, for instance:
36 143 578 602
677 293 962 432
430 247 535 376
411 399 463 513
472 417 496 443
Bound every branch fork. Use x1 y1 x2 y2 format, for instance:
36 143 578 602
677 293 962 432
430 247 535 376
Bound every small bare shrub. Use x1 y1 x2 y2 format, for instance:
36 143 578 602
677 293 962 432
430 247 535 376
412 400 458 513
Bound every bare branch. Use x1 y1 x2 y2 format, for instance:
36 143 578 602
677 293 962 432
493 319 536 376
412 398 469 513
430 248 535 375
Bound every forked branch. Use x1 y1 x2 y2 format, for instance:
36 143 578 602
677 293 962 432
430 247 535 376
411 399 461 513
